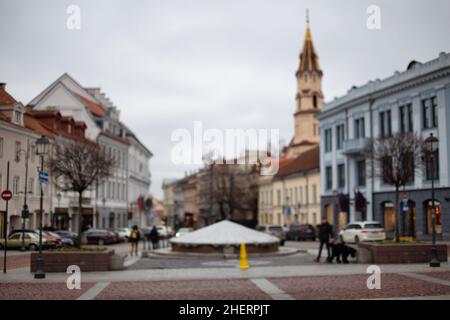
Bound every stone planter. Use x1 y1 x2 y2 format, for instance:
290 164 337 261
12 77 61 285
30 250 114 273
357 242 448 264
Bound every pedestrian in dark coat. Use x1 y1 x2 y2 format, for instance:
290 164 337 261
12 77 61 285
149 226 160 250
315 217 334 262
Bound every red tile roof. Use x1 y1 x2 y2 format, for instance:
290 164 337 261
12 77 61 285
99 131 130 145
275 146 320 178
75 93 106 118
0 86 16 105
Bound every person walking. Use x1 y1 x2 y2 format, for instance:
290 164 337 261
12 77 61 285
129 225 141 256
149 226 160 250
315 217 334 262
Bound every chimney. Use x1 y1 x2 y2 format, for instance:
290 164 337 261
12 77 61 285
0 83 6 89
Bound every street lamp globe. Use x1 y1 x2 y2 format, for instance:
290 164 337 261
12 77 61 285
425 133 439 154
35 136 50 156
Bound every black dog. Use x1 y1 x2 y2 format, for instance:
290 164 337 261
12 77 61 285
328 240 357 264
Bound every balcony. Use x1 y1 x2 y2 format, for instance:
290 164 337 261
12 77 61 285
342 138 369 156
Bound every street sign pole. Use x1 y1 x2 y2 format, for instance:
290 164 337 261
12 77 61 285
3 161 10 274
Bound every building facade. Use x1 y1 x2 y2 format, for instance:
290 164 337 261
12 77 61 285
316 52 450 240
258 16 322 227
28 73 152 230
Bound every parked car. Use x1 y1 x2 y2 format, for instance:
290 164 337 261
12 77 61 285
156 225 173 239
107 229 123 243
115 228 131 240
175 227 193 238
54 230 79 247
339 221 386 244
256 225 286 246
140 227 152 240
37 230 63 248
0 232 54 250
83 229 116 245
10 229 62 248
287 224 316 241
46 231 74 247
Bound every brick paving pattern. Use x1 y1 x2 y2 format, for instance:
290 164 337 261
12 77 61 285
420 271 450 281
96 279 272 300
0 254 30 270
269 273 450 300
0 282 95 300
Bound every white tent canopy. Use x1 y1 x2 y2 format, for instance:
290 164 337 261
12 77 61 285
170 220 280 246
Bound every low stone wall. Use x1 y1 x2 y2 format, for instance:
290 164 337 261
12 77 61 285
171 243 279 254
30 250 114 273
357 243 448 264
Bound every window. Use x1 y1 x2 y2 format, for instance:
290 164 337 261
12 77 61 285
381 156 393 184
0 137 3 158
12 176 20 194
399 104 413 133
13 110 21 124
354 117 365 139
277 190 281 206
28 178 34 195
337 164 345 189
312 184 317 204
336 124 345 150
15 141 21 162
30 145 35 162
325 166 332 191
356 160 366 187
324 129 332 153
299 186 303 203
425 149 440 181
313 95 318 109
379 110 392 137
422 97 438 129
305 185 309 204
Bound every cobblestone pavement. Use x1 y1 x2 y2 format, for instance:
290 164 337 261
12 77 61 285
0 282 95 300
1 271 450 300
96 279 272 300
269 273 450 300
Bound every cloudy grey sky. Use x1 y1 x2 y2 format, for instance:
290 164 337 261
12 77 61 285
1 0 450 198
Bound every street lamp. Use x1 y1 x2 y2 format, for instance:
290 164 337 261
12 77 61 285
56 192 62 229
425 133 440 268
34 135 50 279
18 141 31 252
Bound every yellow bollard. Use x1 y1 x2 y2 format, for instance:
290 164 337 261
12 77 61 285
240 243 249 270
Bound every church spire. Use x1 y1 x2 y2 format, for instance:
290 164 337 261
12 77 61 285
297 10 322 77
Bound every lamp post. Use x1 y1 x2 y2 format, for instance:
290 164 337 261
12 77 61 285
18 140 31 252
56 192 61 229
34 136 50 279
425 133 440 268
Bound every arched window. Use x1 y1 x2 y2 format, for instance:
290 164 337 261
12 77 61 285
313 95 318 109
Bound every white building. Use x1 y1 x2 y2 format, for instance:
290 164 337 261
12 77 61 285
317 52 450 240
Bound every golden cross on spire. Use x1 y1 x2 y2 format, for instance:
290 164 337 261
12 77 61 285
306 8 310 25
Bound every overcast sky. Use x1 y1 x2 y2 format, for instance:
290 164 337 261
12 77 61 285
1 0 450 198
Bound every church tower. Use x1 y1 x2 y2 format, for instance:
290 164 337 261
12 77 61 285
286 11 323 158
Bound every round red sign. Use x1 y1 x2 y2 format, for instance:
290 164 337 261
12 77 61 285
1 190 12 201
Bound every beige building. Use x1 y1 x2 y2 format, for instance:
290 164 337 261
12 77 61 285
258 16 323 227
0 85 51 234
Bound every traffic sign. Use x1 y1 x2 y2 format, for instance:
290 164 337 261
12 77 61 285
39 171 48 184
1 190 12 201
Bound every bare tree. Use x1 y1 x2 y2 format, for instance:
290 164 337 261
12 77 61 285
197 157 259 227
365 132 424 242
48 139 115 247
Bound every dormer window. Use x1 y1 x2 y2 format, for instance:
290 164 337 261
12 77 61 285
68 124 72 134
13 110 22 124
